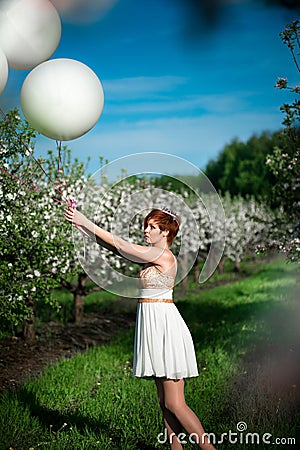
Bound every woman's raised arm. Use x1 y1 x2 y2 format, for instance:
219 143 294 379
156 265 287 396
64 204 166 264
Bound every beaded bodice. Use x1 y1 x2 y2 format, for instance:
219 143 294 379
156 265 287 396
139 265 174 290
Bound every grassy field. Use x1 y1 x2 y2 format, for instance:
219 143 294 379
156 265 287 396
0 257 299 449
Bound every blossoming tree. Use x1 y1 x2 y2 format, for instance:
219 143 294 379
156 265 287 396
268 20 300 263
0 110 279 339
0 110 87 338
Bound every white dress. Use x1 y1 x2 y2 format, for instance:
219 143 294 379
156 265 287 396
133 265 199 379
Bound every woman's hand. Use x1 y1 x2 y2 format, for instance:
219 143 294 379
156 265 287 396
64 207 83 226
64 198 87 228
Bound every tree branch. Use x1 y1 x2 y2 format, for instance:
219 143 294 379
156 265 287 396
85 284 105 296
60 278 75 293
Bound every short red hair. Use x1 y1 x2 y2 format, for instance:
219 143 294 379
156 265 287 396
144 209 181 245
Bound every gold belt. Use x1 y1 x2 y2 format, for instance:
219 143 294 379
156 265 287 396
138 298 174 303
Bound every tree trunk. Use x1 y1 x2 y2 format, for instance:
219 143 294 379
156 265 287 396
73 272 88 323
218 255 226 274
193 262 200 283
234 258 241 272
179 253 189 292
193 251 202 283
181 274 188 291
23 297 35 341
74 293 85 323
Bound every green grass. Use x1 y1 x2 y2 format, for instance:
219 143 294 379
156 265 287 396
1 257 299 449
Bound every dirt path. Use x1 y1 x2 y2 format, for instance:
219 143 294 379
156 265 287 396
0 311 136 392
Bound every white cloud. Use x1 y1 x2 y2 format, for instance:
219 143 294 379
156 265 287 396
101 75 256 116
105 91 252 115
57 109 283 173
102 76 187 100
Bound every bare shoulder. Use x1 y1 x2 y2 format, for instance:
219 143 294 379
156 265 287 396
156 249 177 275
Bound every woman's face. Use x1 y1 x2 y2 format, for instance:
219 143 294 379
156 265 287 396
144 219 166 245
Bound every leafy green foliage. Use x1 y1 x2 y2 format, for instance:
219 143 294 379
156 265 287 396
204 131 281 201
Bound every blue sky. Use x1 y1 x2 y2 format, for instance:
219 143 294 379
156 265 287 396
2 0 299 173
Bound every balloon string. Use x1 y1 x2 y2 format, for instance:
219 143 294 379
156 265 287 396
0 108 67 204
56 139 69 193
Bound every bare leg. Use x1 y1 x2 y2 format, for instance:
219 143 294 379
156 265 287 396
161 378 217 450
155 378 183 450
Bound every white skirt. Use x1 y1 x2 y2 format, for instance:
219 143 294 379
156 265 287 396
133 302 199 380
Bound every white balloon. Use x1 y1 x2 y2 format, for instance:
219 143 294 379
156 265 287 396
0 0 61 70
0 47 8 95
20 58 105 141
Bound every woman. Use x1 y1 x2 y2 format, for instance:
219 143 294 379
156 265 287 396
64 200 216 450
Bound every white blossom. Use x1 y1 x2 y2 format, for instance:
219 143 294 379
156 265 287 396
7 193 16 201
